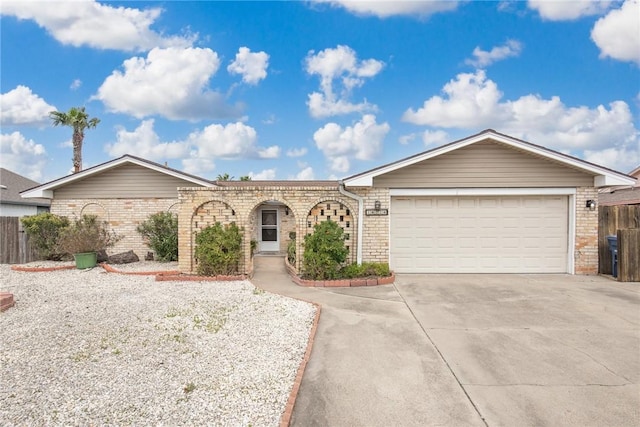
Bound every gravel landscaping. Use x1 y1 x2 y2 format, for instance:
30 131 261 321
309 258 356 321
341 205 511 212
0 262 316 426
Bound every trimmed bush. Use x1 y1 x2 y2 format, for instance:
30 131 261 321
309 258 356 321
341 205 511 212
302 220 348 280
340 262 391 278
20 213 70 260
136 212 178 262
195 222 243 276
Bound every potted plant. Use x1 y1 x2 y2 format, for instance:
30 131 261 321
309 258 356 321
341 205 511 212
57 215 120 269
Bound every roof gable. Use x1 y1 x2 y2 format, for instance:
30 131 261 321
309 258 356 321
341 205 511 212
20 155 214 199
344 129 635 188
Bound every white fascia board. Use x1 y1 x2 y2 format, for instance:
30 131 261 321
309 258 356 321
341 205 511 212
20 189 53 199
594 174 636 187
390 188 577 196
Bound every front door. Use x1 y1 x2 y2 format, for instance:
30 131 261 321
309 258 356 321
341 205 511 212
259 209 279 252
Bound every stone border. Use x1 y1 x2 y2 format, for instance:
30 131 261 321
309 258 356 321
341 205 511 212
285 257 395 287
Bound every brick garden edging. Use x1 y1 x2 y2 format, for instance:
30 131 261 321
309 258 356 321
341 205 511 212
10 264 75 272
278 300 321 427
284 257 395 287
0 292 15 312
10 263 249 282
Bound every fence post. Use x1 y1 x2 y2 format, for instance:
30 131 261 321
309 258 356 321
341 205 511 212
617 229 640 282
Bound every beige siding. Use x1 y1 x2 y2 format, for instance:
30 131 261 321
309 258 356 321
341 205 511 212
54 164 208 199
374 141 594 188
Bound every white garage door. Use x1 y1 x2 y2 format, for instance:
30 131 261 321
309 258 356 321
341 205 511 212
390 196 569 273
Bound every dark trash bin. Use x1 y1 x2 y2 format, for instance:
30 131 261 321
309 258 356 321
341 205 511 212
606 235 618 278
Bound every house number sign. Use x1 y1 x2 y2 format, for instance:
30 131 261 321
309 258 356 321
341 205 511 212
365 208 388 216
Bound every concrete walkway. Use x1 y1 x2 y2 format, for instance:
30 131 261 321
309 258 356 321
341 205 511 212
251 256 640 427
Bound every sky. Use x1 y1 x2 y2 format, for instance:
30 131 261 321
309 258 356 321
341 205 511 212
1 0 639 184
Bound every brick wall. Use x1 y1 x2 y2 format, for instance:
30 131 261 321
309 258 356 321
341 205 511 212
51 198 179 259
574 187 599 274
348 187 390 264
178 186 360 274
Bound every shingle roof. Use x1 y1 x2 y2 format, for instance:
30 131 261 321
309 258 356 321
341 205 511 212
0 168 51 207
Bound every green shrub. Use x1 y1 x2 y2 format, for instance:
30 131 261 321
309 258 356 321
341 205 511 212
20 213 70 260
340 262 391 278
136 212 178 262
195 222 243 276
57 215 120 255
302 220 348 280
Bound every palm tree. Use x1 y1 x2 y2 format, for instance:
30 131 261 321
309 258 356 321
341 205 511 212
49 107 100 173
216 173 234 181
239 175 252 181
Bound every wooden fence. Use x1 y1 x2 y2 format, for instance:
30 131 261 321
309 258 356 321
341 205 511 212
0 217 40 264
617 229 640 282
598 205 640 280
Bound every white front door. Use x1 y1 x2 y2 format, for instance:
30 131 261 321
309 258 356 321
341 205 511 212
259 209 279 252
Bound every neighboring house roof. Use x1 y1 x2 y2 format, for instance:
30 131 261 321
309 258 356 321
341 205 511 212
20 155 215 199
599 165 640 206
0 168 51 207
343 129 636 188
599 187 640 206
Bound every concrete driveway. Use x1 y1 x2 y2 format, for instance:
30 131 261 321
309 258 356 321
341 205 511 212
251 259 640 426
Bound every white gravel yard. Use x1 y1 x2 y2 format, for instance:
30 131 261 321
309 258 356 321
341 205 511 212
0 262 316 426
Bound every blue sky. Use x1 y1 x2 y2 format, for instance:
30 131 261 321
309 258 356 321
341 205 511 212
1 0 639 183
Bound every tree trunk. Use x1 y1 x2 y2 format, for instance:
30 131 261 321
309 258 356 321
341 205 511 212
72 129 83 173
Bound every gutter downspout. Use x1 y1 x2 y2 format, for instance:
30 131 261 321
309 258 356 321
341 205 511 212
338 181 363 265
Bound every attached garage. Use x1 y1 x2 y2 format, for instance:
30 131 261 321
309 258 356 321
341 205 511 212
390 194 570 273
344 129 636 275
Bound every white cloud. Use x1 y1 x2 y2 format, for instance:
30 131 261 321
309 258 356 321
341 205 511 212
399 133 417 145
465 40 523 68
311 0 459 18
584 144 640 172
181 157 215 176
591 0 640 65
402 69 639 170
94 47 242 121
313 114 390 173
249 168 277 180
305 45 384 118
185 121 278 160
227 47 269 85
286 147 308 157
257 146 281 159
1 0 195 52
422 130 449 146
104 119 189 160
528 0 613 20
0 132 48 181
70 79 82 90
403 70 504 128
294 166 315 180
0 85 56 126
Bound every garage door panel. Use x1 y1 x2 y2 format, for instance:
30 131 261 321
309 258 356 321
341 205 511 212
391 195 568 273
